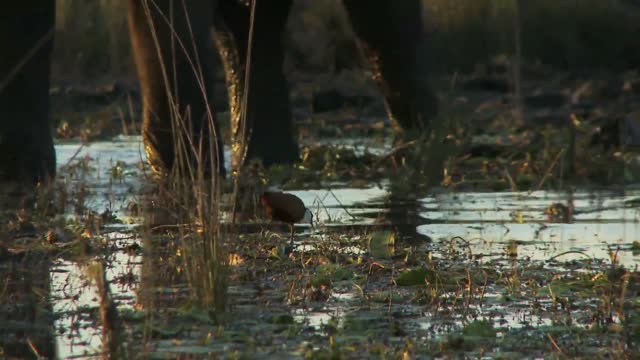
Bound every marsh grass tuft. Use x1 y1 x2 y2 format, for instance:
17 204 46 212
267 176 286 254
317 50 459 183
165 119 228 313
140 0 227 315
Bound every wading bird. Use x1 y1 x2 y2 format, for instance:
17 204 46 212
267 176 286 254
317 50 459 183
261 191 313 246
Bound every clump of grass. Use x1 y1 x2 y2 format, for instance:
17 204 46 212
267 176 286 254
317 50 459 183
137 2 228 315
166 118 228 314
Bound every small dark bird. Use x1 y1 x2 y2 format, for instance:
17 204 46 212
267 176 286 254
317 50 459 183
261 191 313 246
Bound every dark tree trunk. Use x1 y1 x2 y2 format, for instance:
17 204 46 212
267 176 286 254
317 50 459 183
0 3 56 185
343 0 439 133
214 0 299 171
127 0 225 176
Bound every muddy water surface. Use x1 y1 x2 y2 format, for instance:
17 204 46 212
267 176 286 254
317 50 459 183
49 138 639 358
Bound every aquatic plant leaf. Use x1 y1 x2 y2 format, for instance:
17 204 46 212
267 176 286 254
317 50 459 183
367 231 396 259
317 263 353 281
462 319 497 338
309 274 332 288
395 268 436 286
272 314 294 325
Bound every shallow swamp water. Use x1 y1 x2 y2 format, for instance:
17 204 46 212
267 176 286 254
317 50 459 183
1 136 639 359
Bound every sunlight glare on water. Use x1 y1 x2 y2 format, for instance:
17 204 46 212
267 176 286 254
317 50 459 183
51 230 142 359
419 191 640 266
289 187 388 224
52 139 148 359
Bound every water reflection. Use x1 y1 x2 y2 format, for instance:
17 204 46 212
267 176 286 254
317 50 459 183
51 230 141 358
52 139 145 358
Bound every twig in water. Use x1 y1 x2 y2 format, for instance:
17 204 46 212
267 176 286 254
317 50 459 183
26 338 42 359
535 148 566 191
64 144 86 168
374 140 417 167
546 333 567 358
548 250 592 262
503 168 518 192
328 188 358 221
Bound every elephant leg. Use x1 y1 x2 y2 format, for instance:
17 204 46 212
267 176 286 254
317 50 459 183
214 0 298 170
342 0 438 133
0 3 56 185
127 0 225 176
